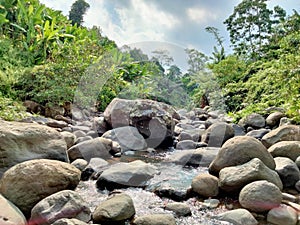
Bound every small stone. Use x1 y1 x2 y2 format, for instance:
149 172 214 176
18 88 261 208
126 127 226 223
165 202 191 217
267 205 298 225
191 174 219 197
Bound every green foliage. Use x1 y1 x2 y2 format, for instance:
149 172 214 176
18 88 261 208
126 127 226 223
0 95 27 121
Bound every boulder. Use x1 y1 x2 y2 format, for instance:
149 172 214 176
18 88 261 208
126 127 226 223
96 160 158 190
208 136 275 175
92 193 135 224
201 122 235 147
274 157 300 188
246 128 270 140
268 141 300 161
266 112 285 127
61 131 76 149
238 113 266 129
175 140 197 150
92 116 108 135
267 205 298 225
51 218 89 225
132 214 176 225
191 173 219 197
0 159 81 217
103 98 180 148
261 125 300 148
214 208 258 225
167 148 219 167
239 180 282 212
219 158 283 192
102 126 147 151
0 121 68 177
164 202 191 217
29 190 91 225
71 159 88 171
0 194 27 225
67 137 114 162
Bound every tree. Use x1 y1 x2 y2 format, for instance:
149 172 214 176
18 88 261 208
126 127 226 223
151 49 174 67
205 26 225 63
68 0 90 26
185 48 208 74
224 0 275 59
166 64 182 81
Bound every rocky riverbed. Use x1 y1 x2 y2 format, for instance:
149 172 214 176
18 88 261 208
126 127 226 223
0 98 300 225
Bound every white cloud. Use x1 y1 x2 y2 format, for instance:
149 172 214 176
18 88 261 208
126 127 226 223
187 7 218 24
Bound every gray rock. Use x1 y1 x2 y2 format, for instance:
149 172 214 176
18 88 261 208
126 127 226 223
92 116 108 135
267 205 298 225
266 112 285 127
71 159 88 171
0 121 68 177
238 113 266 129
219 158 283 192
75 136 93 144
96 160 158 190
261 125 300 148
201 122 235 147
103 98 180 148
0 159 81 217
191 173 219 197
73 130 86 139
176 140 197 150
209 136 275 175
67 137 114 162
232 124 246 136
92 193 135 223
167 147 219 167
214 208 258 225
279 117 293 126
132 214 176 225
239 180 282 212
61 131 76 149
164 202 191 217
268 141 300 161
246 128 270 140
30 190 91 225
102 126 147 151
177 131 193 141
0 194 27 225
274 157 300 188
51 218 89 225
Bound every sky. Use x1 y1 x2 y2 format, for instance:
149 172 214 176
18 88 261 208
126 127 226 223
39 0 298 70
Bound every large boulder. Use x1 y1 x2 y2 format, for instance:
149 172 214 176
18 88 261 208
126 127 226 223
67 137 114 162
239 180 282 212
268 141 300 161
238 113 266 129
201 122 235 147
0 194 27 225
209 136 275 175
30 190 91 225
96 160 158 190
262 125 300 148
0 121 68 177
219 158 283 192
102 126 147 151
103 98 180 148
0 159 81 217
92 193 135 224
274 157 300 188
214 208 258 225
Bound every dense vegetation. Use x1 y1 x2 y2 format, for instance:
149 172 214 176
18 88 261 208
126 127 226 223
0 0 299 123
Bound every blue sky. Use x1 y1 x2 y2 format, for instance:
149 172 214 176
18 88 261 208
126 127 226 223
39 0 298 70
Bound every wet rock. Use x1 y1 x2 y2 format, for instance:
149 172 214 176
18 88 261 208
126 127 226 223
261 125 300 148
29 190 91 225
67 137 114 162
0 194 27 225
51 218 89 225
239 180 282 212
274 157 300 188
238 113 266 129
164 202 191 217
92 193 135 224
267 205 298 225
214 208 258 225
96 160 158 190
104 98 180 148
176 140 197 150
0 121 68 177
167 148 219 167
201 122 235 147
209 136 275 175
0 159 81 217
191 174 219 197
132 214 176 225
246 128 270 140
268 141 300 161
219 158 283 192
266 112 285 127
102 126 147 151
